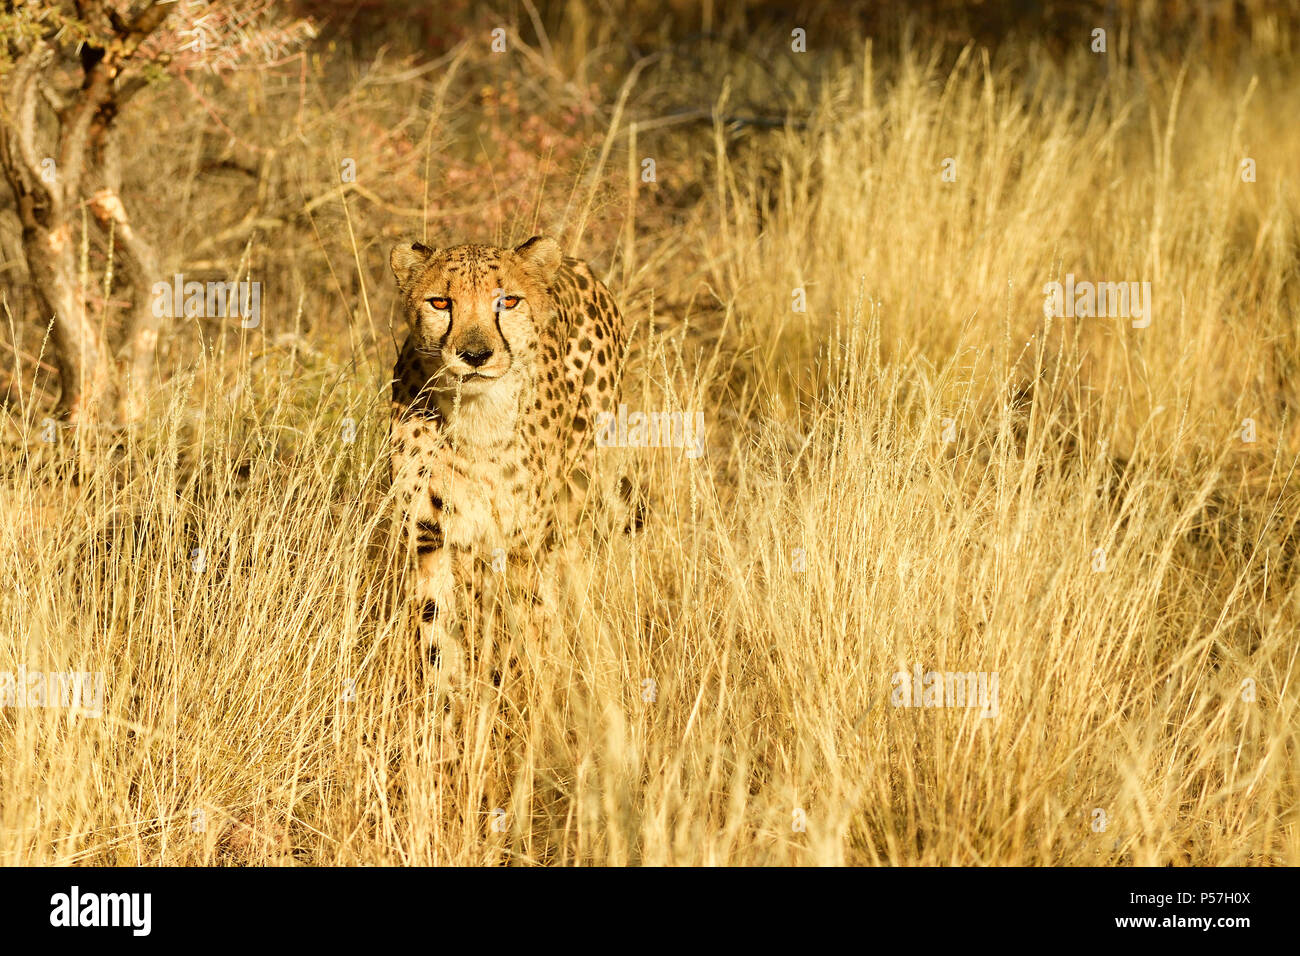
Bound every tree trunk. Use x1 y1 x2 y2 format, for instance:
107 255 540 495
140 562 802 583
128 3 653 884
1 30 166 428
90 136 164 424
18 219 118 425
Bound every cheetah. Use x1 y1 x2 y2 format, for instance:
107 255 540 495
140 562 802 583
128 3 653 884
388 235 626 685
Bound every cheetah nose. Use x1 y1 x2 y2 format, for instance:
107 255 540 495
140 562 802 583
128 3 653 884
459 347 494 368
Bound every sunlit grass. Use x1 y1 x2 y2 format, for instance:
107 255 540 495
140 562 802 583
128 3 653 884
1 33 1297 865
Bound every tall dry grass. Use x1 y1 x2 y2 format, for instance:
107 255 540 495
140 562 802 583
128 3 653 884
1 27 1298 864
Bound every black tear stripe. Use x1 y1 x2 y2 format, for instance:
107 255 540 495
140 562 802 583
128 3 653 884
420 600 439 623
491 294 515 363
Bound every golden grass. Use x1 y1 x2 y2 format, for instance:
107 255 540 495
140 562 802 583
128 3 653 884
1 32 1298 865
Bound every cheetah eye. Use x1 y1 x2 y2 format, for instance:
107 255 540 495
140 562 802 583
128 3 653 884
497 295 521 310
427 296 451 311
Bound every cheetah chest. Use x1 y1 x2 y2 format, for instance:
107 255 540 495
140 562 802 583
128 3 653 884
430 443 534 548
393 395 543 552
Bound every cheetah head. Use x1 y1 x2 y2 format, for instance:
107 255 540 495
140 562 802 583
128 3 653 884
390 235 561 393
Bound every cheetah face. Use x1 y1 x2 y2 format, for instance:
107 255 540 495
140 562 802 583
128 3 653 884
390 236 561 394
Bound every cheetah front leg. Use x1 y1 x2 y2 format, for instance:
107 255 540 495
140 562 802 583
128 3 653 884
497 544 561 656
411 519 467 691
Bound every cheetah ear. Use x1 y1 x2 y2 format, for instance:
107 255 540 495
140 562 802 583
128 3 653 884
513 235 561 284
390 240 436 293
